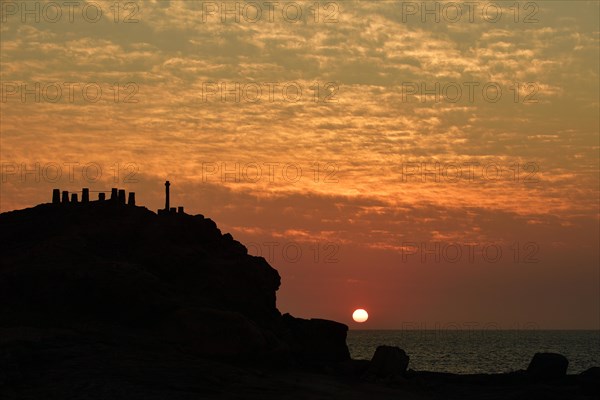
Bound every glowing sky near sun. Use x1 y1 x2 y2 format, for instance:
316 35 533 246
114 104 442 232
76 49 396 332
1 1 598 329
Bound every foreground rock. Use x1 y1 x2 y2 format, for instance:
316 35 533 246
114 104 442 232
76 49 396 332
1 333 596 400
363 346 410 381
281 314 350 366
527 352 569 380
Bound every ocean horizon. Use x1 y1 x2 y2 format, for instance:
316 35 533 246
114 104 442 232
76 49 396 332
347 330 600 374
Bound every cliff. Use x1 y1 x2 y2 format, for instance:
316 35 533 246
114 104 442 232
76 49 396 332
0 200 349 365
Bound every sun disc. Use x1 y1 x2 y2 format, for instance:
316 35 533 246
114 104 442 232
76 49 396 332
352 308 369 323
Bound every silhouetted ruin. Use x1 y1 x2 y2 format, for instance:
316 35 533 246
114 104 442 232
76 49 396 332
165 180 170 210
52 189 60 204
50 181 181 215
82 188 90 203
158 180 184 215
51 187 136 206
118 189 126 204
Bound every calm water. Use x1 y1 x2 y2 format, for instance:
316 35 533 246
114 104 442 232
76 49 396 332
347 330 600 374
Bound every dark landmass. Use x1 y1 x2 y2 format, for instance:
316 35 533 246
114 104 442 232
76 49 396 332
1 200 598 399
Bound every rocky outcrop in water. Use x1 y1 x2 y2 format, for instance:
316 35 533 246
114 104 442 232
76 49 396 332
527 352 569 380
363 346 410 381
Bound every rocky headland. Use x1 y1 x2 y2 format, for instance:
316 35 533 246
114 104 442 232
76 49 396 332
0 198 597 399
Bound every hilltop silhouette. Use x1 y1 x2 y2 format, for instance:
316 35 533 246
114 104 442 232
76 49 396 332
0 185 597 399
0 184 349 366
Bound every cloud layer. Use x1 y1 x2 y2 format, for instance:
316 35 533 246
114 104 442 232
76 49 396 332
1 0 598 328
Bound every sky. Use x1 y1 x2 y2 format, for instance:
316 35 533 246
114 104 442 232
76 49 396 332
1 0 599 329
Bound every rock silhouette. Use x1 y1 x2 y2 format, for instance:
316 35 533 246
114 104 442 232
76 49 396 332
527 352 569 380
0 198 597 399
363 346 410 381
0 199 349 365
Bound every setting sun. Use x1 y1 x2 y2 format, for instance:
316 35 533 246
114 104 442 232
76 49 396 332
352 309 369 323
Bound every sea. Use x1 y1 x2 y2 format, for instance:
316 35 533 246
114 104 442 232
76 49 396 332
347 330 600 374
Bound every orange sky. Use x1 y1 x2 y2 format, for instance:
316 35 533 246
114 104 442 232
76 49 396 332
1 0 599 329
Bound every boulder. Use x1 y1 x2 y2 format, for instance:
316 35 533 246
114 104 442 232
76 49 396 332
363 345 410 380
526 352 568 380
281 313 350 366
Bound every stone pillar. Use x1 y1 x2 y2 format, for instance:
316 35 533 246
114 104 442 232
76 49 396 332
178 206 184 214
52 189 60 204
118 189 126 204
110 188 118 201
82 188 89 203
128 192 136 206
165 181 171 211
170 207 176 214
98 193 106 201
71 193 78 203
62 191 69 203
